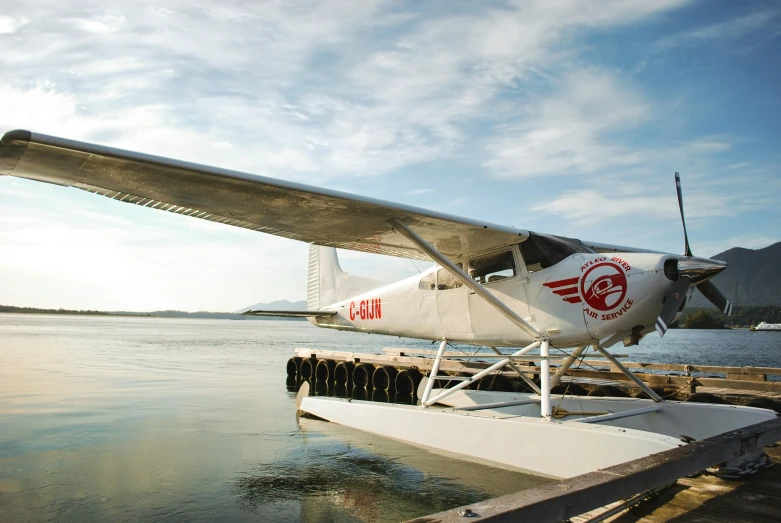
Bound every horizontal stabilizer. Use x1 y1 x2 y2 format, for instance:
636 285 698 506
242 309 337 318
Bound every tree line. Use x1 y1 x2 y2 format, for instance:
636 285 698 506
676 306 781 329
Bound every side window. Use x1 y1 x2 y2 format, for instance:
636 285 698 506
437 268 463 290
469 251 516 284
418 271 436 290
419 266 465 291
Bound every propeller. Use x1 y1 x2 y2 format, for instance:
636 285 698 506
675 172 693 257
655 277 691 337
655 173 733 337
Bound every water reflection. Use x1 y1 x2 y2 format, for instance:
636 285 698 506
290 377 403 404
352 386 368 401
293 379 425 406
234 418 550 523
0 315 569 522
395 393 415 406
333 383 348 397
371 389 390 403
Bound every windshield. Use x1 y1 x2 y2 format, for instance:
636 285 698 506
520 233 594 273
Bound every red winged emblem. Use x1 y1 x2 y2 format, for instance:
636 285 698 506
543 277 581 304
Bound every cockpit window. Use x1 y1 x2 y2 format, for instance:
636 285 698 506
520 233 594 273
469 251 517 284
437 268 463 290
419 265 464 291
419 271 436 290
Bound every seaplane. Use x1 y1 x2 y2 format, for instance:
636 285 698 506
0 129 775 479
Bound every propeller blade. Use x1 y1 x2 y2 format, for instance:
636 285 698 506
656 277 691 337
697 279 733 316
675 172 693 257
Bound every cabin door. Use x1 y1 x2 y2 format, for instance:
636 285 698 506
467 247 531 345
436 268 472 340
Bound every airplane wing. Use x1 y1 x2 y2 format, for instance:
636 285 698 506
0 130 528 261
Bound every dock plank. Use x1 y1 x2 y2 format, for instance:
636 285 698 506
678 474 781 498
407 421 781 523
612 484 774 523
606 442 781 523
670 486 781 521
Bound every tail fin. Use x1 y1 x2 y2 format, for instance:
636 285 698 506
307 245 382 309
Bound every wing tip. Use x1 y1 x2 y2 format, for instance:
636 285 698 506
1 129 32 146
0 129 32 175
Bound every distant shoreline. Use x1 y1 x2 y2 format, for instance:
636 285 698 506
0 305 304 321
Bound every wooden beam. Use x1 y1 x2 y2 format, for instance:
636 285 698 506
293 348 539 377
383 347 628 359
386 349 781 377
294 349 781 392
563 368 781 393
383 350 566 362
575 360 781 377
405 417 781 523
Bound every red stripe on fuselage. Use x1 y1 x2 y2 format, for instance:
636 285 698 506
544 277 579 289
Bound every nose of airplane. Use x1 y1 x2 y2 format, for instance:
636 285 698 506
676 256 727 284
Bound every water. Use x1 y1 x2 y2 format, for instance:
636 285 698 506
0 314 546 523
1 314 779 522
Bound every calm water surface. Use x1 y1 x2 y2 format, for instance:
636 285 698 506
1 314 779 522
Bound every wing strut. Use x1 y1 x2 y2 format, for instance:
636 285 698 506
490 346 541 394
388 219 540 340
594 344 663 402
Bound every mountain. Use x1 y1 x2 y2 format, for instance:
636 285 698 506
689 242 781 308
234 299 307 314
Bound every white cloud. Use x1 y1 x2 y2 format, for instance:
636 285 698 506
72 12 126 33
0 188 308 311
0 0 694 183
658 10 780 48
485 70 653 178
10 0 780 310
405 188 433 195
0 15 28 34
532 181 767 226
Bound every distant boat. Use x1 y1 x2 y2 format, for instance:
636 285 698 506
750 321 781 331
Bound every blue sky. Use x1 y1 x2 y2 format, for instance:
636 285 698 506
1 0 779 311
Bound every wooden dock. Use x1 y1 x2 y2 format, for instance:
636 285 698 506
604 447 781 523
406 418 781 523
291 347 781 403
289 347 781 522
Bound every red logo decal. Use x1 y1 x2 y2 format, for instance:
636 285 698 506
349 299 382 321
580 263 627 312
544 257 632 319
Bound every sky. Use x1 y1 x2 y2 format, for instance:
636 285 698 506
1 0 779 312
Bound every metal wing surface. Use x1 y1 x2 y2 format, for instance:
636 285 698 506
0 130 529 260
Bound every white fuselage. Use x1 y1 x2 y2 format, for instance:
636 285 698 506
311 247 676 348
